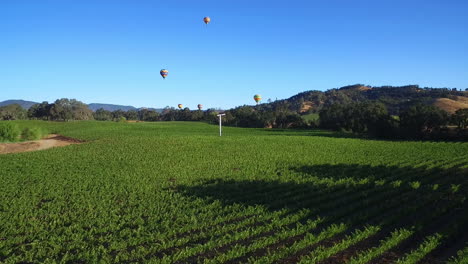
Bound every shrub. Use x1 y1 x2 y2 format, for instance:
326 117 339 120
391 180 402 188
409 181 421 189
21 127 44 141
0 122 21 142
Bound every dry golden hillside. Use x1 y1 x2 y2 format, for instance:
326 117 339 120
433 96 468 114
300 101 314 113
357 86 372 91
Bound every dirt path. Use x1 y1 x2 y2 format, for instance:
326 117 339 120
0 134 83 154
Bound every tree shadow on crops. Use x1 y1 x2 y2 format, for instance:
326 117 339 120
290 163 468 184
176 163 468 260
258 128 360 139
258 128 468 143
179 163 467 211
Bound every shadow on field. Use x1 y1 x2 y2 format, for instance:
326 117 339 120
259 129 359 139
177 163 468 262
291 163 468 185
259 128 468 143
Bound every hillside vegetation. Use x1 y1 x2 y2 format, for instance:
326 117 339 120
265 84 468 115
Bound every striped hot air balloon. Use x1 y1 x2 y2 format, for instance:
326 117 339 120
253 94 262 104
203 17 211 25
160 69 169 79
178 104 183 109
198 104 203 110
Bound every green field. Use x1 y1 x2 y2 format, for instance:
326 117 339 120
301 113 320 123
0 121 467 263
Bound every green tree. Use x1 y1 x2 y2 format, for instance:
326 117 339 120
72 100 94 120
275 112 303 128
179 108 193 121
400 104 448 137
161 107 177 121
94 108 113 121
49 99 92 121
28 102 51 120
319 103 348 130
451 108 468 129
203 109 221 124
191 110 204 121
111 110 126 121
0 104 27 120
125 110 139 121
49 99 73 121
138 109 159 121
319 102 396 137
228 106 263 127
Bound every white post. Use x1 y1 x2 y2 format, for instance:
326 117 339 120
219 115 222 136
217 114 226 136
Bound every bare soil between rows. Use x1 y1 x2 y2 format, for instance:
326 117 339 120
0 134 83 154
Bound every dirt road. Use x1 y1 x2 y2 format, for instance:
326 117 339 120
0 134 83 154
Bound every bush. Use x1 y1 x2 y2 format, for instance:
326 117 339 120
0 122 21 142
21 127 44 141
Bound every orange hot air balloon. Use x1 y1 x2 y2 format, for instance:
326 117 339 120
198 104 203 110
178 104 183 109
160 69 168 79
203 17 211 25
253 94 262 104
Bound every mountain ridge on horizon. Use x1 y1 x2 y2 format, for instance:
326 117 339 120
0 100 163 112
2 84 468 114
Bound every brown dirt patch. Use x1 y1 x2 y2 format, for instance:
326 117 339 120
300 101 314 113
0 134 83 154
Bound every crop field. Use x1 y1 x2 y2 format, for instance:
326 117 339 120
0 121 467 263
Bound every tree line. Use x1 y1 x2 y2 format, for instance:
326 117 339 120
319 102 468 140
1 98 467 140
0 98 306 127
0 99 94 121
0 99 221 122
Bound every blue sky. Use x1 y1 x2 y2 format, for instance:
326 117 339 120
1 0 467 109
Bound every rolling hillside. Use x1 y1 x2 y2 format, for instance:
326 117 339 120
433 96 468 114
263 85 468 115
87 103 138 112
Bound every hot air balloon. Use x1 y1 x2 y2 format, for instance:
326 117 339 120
178 104 183 109
160 69 169 79
254 94 262 104
203 17 211 25
198 104 203 110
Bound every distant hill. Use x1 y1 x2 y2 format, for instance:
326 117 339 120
138 107 164 113
262 84 468 115
87 103 137 112
0 100 163 112
88 104 163 112
0 100 38 109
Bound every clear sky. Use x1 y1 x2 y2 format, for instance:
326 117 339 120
1 0 467 109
